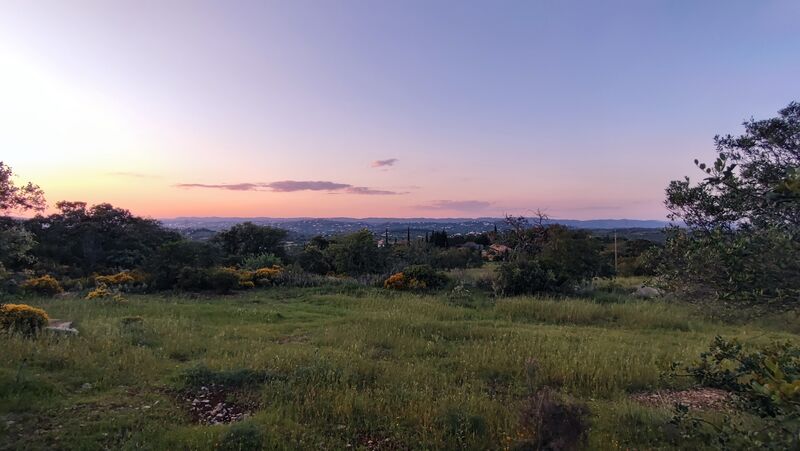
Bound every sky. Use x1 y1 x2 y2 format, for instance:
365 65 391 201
1 0 798 219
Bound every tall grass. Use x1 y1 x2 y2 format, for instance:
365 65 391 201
1 287 796 449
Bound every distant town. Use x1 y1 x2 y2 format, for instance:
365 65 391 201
160 217 671 243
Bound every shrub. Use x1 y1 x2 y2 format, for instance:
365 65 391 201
0 303 49 336
241 252 282 270
495 260 556 296
207 267 240 293
297 247 331 275
176 266 210 291
251 266 282 286
516 387 590 450
669 336 800 448
20 275 63 296
431 247 484 269
86 283 113 299
403 264 448 289
94 271 136 286
384 272 407 290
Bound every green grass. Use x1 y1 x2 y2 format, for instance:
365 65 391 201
1 285 796 450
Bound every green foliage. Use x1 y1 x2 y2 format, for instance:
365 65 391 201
495 260 556 296
662 102 800 308
0 303 49 337
669 336 800 449
402 264 448 290
296 246 331 275
240 252 282 270
496 222 611 296
207 268 241 294
25 202 180 276
147 240 222 290
652 226 800 309
212 222 287 265
0 222 36 270
431 247 483 270
325 230 387 275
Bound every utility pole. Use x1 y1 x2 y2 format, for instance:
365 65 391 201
613 230 618 275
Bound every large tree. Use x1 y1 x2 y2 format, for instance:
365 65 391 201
26 202 180 274
660 102 800 307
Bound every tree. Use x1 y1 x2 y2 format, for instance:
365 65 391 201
660 102 800 308
26 202 180 274
325 230 387 275
0 162 45 275
666 102 800 233
0 162 45 214
211 222 287 265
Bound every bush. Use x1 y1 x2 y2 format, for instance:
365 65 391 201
516 387 590 450
297 247 331 275
241 253 282 270
176 267 210 291
20 275 63 296
403 264 448 289
86 284 113 299
384 272 407 290
0 303 49 336
251 266 282 286
431 247 483 269
207 267 240 293
384 265 447 291
94 271 135 286
495 260 556 296
669 336 800 448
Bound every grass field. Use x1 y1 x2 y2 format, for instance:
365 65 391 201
1 282 798 450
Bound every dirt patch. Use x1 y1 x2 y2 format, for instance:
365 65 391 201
631 388 732 410
179 384 258 425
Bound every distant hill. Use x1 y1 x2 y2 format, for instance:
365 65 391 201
161 217 672 240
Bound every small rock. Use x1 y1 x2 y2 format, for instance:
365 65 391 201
634 286 662 299
81 383 92 390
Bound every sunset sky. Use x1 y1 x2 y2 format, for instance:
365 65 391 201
2 1 798 219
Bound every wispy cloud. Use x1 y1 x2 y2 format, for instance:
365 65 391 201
174 183 263 191
265 180 350 192
175 180 405 195
371 158 398 168
416 200 492 211
345 186 403 195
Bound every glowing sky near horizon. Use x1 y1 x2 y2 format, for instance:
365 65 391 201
1 0 799 219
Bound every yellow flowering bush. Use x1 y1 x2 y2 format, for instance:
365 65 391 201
252 266 283 286
94 271 136 286
21 275 64 296
0 303 49 336
384 272 407 290
86 284 113 299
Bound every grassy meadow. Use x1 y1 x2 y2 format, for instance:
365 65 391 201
1 278 798 450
